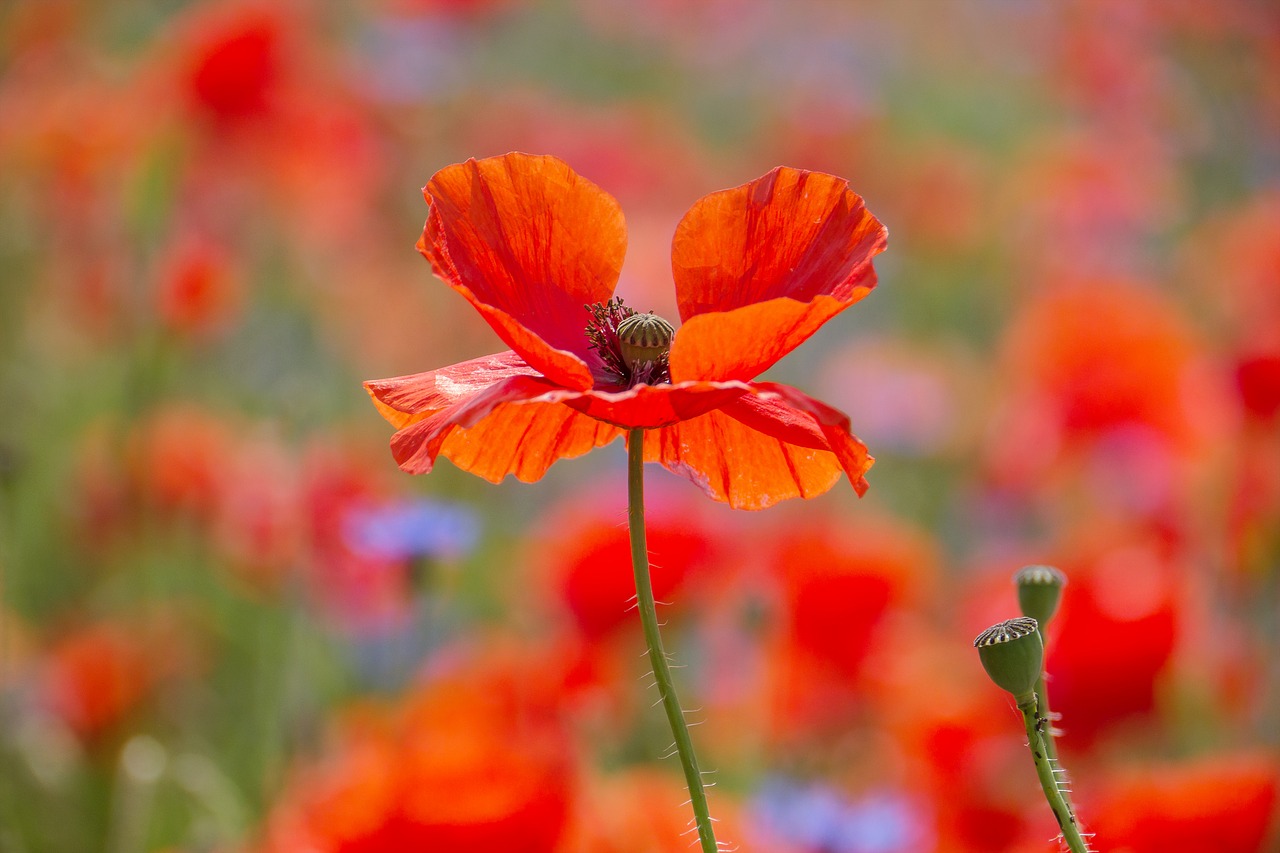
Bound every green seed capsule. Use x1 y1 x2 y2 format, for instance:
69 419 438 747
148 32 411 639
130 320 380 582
974 616 1044 701
616 312 675 369
1013 565 1067 630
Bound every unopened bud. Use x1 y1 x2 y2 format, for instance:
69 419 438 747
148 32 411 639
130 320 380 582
1014 565 1067 631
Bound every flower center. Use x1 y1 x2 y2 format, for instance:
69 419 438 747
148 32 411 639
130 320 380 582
585 297 673 387
617 312 675 367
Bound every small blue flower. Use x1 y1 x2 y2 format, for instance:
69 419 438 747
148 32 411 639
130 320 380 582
343 498 480 561
751 777 934 853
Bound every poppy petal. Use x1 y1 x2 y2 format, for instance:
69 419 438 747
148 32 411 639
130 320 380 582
364 351 538 429
388 375 565 474
724 382 874 496
440 403 624 484
564 381 752 429
421 153 627 390
641 409 849 510
668 167 887 382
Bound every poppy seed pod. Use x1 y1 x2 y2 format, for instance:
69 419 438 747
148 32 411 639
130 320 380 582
617 312 675 369
974 617 1043 700
1014 564 1067 630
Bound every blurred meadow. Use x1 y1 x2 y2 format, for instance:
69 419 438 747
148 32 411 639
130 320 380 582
2 0 1280 851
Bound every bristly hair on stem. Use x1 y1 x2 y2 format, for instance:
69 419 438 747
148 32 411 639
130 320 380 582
627 428 718 853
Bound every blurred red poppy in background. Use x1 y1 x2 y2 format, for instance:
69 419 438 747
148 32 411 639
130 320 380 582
1046 527 1181 751
541 490 719 641
765 514 936 733
256 646 576 852
41 617 197 742
560 768 754 853
1000 280 1204 449
1088 752 1278 853
177 3 288 128
42 624 155 741
154 233 241 340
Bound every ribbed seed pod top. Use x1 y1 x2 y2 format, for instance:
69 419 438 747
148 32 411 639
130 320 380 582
1014 565 1068 630
974 616 1044 700
616 312 675 369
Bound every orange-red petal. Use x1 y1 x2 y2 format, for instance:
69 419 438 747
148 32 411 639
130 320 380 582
364 350 538 430
373 368 871 499
389 382 637 482
419 153 627 390
381 376 751 477
724 382 873 496
641 412 841 510
668 167 887 383
389 375 566 474
382 377 758 478
563 381 751 429
640 399 863 510
439 403 624 484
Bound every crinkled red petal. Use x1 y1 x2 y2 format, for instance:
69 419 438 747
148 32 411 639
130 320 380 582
639 409 846 510
562 381 752 429
363 350 537 429
420 153 627 390
630 381 872 509
389 374 566 474
380 372 786 480
722 383 873 496
668 167 887 382
439 403 624 484
383 374 753 476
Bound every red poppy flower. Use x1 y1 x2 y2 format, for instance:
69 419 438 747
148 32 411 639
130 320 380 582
1088 752 1279 853
42 623 154 740
255 644 576 853
1045 529 1181 749
180 5 285 125
548 494 715 640
365 153 887 510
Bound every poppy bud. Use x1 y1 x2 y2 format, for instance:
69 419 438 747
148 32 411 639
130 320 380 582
1013 564 1067 631
974 616 1043 701
617 312 675 369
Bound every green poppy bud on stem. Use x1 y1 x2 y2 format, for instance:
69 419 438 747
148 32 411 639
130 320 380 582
973 616 1043 702
1018 563 1070 778
974 614 1092 852
1014 565 1068 770
1014 564 1067 633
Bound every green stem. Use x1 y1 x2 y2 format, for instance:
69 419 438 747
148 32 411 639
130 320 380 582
1036 638 1074 814
1034 673 1061 766
1018 695 1090 853
627 429 717 853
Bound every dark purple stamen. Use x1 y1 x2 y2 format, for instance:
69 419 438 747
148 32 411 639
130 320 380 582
584 297 671 387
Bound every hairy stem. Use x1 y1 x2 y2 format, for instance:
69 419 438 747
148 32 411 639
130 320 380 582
627 428 717 853
1034 671 1064 778
1036 633 1074 814
1018 695 1091 853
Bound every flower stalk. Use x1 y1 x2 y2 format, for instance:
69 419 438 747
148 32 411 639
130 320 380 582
1017 694 1092 853
1034 672 1063 766
1014 565 1069 782
627 428 718 853
974 617 1092 853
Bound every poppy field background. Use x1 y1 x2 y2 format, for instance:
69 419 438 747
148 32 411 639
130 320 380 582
2 1 1279 851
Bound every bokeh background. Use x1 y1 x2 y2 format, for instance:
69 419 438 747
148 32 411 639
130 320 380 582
2 0 1279 851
